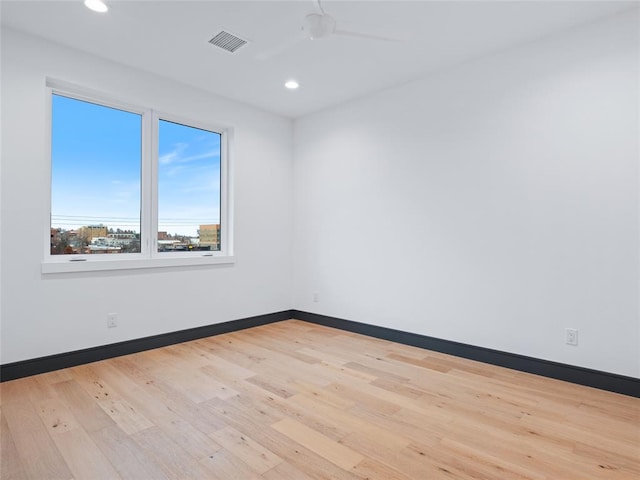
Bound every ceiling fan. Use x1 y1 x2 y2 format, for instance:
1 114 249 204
302 1 400 41
257 0 403 60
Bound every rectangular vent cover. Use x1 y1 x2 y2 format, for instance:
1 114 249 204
209 31 248 53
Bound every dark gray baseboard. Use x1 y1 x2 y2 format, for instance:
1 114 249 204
3 309 638 398
0 310 292 382
292 310 640 398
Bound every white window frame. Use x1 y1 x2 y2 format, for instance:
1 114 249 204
42 79 234 274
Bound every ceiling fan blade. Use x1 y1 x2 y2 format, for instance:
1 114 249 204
334 29 405 43
256 34 306 61
312 0 325 14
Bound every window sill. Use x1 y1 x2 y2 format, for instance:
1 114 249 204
41 255 235 274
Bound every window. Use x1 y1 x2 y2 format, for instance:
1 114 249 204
51 94 143 255
157 119 221 253
45 81 232 273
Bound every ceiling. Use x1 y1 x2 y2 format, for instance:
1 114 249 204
1 0 636 118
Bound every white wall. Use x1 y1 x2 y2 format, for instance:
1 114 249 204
3 11 639 379
293 11 639 377
0 29 293 364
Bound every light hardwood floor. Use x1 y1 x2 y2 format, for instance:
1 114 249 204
1 319 638 479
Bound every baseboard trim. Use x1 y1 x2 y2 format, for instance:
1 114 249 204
1 310 293 382
3 309 638 397
292 310 640 398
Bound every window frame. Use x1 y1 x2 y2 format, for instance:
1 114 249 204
42 80 234 274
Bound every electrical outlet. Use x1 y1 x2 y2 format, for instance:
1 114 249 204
107 313 118 328
313 292 319 303
565 328 578 346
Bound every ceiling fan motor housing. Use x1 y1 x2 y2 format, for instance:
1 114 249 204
304 13 336 39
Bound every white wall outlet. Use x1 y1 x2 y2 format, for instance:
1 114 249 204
107 313 118 328
313 291 319 303
565 328 578 346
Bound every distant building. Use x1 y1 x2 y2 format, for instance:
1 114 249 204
108 232 136 246
84 244 121 254
86 236 124 253
50 228 60 253
158 231 169 240
157 239 181 252
199 224 220 250
50 227 80 254
78 225 107 241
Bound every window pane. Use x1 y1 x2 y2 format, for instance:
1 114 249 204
51 94 142 255
158 120 221 253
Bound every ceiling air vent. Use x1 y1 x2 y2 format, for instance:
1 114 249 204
208 31 248 53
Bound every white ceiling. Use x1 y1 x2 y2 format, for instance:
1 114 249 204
1 0 636 118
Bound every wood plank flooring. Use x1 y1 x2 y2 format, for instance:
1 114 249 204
1 319 638 479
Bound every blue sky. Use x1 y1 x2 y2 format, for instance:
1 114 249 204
158 119 221 236
51 94 221 237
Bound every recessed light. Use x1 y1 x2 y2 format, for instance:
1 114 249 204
285 80 299 90
84 0 108 13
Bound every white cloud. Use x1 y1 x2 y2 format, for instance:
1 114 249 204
159 142 187 165
159 144 219 166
